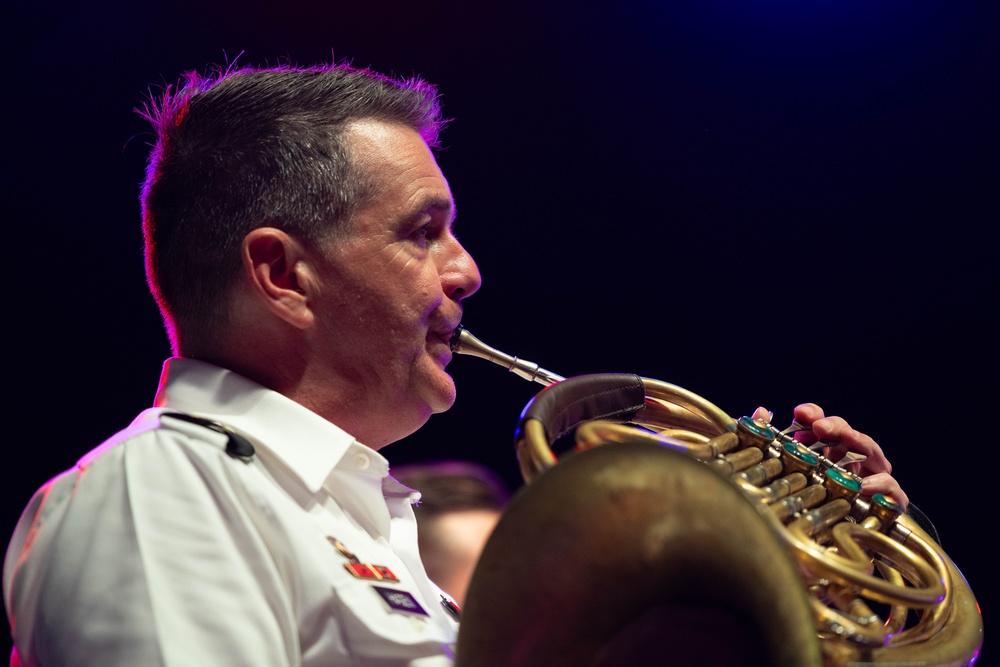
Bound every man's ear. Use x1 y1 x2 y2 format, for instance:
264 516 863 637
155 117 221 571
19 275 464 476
241 227 315 329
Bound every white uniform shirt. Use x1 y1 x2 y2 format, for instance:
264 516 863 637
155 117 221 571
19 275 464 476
3 358 459 666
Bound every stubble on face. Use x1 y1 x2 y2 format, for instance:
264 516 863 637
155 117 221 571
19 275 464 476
305 120 474 447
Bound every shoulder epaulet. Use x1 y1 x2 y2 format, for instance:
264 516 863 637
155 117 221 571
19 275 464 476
160 412 256 463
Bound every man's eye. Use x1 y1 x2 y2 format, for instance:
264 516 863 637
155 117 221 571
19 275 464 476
412 226 432 246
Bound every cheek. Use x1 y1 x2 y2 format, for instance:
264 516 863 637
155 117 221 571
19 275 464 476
398 264 445 312
335 255 443 327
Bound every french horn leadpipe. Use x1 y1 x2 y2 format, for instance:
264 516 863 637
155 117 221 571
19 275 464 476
449 325 983 667
449 325 564 386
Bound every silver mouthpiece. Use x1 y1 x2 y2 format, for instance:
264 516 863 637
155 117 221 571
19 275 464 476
449 325 565 386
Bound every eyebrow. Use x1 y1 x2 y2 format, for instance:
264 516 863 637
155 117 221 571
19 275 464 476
408 195 457 227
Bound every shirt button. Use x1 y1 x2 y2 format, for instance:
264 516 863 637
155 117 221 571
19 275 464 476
353 452 371 470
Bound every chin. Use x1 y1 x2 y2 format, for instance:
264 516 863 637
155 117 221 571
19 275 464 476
424 374 458 415
428 387 457 415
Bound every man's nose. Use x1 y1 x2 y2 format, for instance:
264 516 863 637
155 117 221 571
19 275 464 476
441 238 481 301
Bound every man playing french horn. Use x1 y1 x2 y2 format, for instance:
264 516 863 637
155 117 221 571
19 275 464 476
3 60 976 667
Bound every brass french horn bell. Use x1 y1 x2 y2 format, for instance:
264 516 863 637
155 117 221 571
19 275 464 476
448 326 983 667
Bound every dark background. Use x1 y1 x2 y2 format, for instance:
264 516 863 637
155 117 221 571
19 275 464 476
5 0 996 661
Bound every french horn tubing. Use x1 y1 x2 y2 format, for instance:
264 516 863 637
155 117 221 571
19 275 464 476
449 326 983 667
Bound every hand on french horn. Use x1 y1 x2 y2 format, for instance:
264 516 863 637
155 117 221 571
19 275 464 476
753 403 909 510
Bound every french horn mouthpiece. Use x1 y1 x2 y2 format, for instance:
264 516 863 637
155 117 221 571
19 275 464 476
450 325 564 386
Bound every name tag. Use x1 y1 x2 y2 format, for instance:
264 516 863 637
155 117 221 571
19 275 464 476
372 586 429 616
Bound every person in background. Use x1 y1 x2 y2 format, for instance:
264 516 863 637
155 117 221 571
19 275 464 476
393 461 512 607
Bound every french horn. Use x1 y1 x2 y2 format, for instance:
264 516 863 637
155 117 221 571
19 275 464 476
449 326 983 667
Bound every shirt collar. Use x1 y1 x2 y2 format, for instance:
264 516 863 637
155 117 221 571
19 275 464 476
384 475 422 503
151 357 387 493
